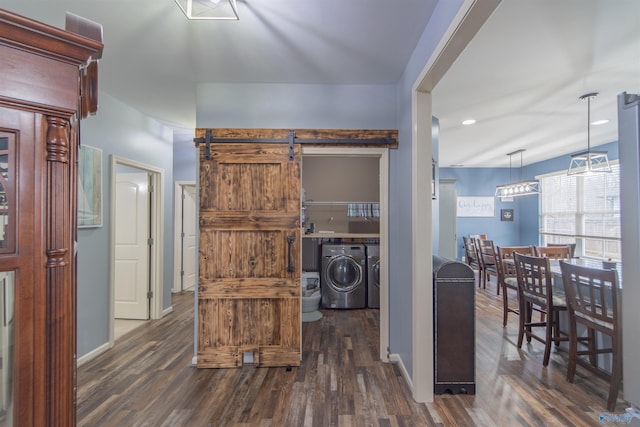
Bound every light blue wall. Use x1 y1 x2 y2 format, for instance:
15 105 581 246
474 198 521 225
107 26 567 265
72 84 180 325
389 0 465 379
78 93 174 358
440 141 619 255
173 132 197 183
439 167 521 258
196 83 397 128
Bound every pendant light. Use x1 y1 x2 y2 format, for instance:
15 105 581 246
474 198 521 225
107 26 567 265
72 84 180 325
567 92 611 175
174 0 239 20
495 149 540 198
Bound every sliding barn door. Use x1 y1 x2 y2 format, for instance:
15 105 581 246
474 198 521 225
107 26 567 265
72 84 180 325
198 143 301 368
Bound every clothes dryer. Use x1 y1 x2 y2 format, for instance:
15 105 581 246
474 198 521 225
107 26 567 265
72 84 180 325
321 244 367 309
366 244 380 308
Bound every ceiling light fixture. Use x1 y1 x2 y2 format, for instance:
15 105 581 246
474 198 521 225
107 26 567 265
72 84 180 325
567 92 611 175
495 149 540 198
174 0 239 20
462 119 476 125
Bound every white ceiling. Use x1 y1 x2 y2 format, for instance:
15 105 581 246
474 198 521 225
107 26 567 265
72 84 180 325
2 1 639 167
433 0 640 167
1 0 437 129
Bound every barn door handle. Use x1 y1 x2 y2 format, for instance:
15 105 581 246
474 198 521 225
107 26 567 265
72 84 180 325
286 235 295 273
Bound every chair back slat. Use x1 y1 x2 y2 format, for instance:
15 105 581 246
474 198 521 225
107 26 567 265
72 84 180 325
535 245 572 260
479 239 498 265
463 236 478 261
560 261 620 328
514 253 553 302
496 246 533 278
548 243 576 257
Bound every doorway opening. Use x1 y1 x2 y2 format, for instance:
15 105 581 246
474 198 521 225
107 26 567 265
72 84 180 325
302 147 389 362
173 181 197 293
109 156 164 344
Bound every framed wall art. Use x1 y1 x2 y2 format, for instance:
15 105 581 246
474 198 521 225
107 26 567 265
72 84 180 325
501 208 514 222
78 145 103 228
456 196 495 217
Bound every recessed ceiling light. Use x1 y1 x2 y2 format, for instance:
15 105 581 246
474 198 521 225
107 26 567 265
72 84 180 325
462 119 476 126
592 119 609 126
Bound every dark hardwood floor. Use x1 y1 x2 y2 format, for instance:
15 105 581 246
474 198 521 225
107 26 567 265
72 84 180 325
77 277 630 426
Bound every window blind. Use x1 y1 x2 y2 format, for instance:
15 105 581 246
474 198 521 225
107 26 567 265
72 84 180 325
539 162 620 260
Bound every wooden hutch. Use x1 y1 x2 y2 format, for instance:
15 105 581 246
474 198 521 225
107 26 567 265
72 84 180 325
0 9 103 426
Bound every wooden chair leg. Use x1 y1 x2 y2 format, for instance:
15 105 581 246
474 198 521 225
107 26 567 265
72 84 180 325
588 328 597 366
502 284 509 327
542 308 553 366
553 310 561 347
525 303 533 343
517 302 526 348
607 334 622 411
566 318 578 383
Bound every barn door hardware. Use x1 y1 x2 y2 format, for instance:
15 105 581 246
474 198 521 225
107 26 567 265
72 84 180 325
286 235 295 273
288 130 295 161
193 129 398 154
193 129 214 160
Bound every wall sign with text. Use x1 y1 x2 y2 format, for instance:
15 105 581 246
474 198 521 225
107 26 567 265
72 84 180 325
456 196 495 217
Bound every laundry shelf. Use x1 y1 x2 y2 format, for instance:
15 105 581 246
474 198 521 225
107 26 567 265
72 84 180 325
302 233 380 239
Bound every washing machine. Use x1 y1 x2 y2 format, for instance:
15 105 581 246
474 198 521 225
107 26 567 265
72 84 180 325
321 244 367 309
366 244 380 308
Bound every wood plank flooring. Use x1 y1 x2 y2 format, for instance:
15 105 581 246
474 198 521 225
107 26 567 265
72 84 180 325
77 277 630 426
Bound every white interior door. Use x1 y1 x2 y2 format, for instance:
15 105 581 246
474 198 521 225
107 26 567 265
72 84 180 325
182 185 196 291
114 172 150 319
439 180 457 260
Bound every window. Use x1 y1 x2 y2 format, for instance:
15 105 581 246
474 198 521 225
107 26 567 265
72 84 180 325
539 162 620 260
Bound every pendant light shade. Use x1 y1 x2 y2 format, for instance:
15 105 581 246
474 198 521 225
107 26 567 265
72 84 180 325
174 0 239 20
495 149 540 198
567 92 611 175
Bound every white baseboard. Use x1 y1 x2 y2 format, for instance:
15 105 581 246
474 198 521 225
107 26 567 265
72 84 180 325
77 342 111 367
389 353 415 395
162 305 174 317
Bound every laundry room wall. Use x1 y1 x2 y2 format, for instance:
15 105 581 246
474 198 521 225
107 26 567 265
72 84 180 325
302 156 380 234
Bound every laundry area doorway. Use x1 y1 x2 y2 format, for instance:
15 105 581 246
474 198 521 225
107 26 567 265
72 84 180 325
302 147 389 362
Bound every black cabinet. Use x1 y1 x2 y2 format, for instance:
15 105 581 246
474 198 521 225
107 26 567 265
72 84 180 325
433 255 476 394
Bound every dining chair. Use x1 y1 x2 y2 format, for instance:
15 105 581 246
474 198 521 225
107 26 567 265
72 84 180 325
535 245 572 260
496 245 533 327
559 261 622 411
548 243 577 258
463 236 482 287
479 239 499 291
513 253 568 366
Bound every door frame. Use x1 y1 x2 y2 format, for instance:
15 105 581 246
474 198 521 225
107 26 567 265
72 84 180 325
109 155 165 346
173 180 196 293
411 0 500 403
302 146 389 362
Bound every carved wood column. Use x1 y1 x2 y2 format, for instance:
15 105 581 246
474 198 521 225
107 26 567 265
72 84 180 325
45 115 75 426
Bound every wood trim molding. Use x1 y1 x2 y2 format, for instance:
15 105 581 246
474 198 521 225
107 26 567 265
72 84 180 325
0 9 103 65
194 128 399 148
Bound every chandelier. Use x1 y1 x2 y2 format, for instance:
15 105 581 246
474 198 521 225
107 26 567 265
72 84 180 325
495 149 540 198
567 92 611 175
